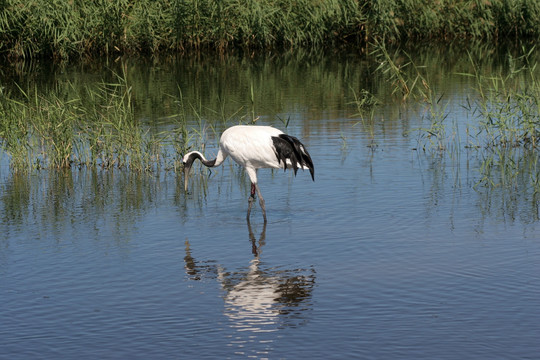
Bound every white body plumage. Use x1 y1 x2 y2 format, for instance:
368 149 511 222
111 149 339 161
182 125 314 222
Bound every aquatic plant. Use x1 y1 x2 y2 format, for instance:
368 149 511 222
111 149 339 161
0 89 32 170
474 51 540 149
0 74 177 172
371 42 539 151
460 48 540 189
350 88 379 143
1 0 540 60
363 42 540 191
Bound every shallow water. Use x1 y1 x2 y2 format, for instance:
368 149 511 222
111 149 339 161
1 47 540 359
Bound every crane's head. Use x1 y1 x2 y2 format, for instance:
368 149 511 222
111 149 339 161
182 151 212 192
182 152 196 192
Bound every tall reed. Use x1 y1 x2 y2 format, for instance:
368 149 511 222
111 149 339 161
2 0 540 60
0 69 255 174
0 73 176 172
0 88 31 170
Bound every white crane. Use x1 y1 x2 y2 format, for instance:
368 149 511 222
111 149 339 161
182 125 314 222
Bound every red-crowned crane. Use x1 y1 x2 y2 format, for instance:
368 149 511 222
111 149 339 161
182 125 314 222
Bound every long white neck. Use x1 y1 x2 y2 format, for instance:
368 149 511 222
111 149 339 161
183 149 228 168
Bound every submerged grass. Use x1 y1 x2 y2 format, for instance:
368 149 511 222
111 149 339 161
0 73 211 173
1 0 540 60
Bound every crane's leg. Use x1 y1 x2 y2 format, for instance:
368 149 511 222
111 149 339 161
246 182 267 223
247 183 256 220
255 184 267 223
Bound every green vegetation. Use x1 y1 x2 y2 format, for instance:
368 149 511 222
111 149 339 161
1 40 539 192
366 42 540 191
1 0 540 60
1 73 184 172
0 67 262 173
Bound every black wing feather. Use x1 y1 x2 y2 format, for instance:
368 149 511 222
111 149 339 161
271 134 315 181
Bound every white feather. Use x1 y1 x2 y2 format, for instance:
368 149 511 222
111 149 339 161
220 125 283 172
183 125 314 221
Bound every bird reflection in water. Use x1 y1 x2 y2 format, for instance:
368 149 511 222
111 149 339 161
184 221 316 332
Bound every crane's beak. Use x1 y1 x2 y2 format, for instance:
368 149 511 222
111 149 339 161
183 162 191 192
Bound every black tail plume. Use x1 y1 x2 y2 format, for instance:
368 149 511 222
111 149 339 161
272 134 315 181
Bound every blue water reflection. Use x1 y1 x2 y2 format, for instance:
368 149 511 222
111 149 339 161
185 222 315 335
1 48 540 359
1 125 539 359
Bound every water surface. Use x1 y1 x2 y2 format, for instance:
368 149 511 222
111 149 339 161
1 47 539 359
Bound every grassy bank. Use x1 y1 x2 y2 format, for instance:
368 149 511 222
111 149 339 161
1 0 540 60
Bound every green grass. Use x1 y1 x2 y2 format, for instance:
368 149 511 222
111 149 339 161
1 0 540 60
1 40 539 193
0 68 258 173
0 73 188 173
362 42 540 191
